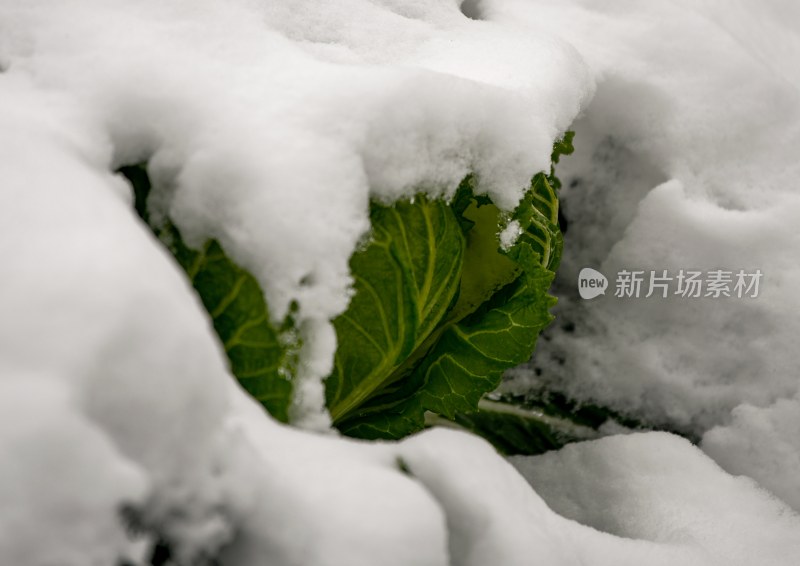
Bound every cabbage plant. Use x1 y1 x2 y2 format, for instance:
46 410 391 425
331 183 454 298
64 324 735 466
119 133 579 449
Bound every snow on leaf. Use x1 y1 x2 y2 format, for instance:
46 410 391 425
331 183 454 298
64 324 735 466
118 165 295 423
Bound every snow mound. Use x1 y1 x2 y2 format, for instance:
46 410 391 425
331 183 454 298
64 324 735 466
511 432 800 566
496 0 800 501
219 390 450 566
0 377 146 565
703 397 800 511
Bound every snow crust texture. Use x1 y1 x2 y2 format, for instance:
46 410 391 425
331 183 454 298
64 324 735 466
1 0 799 565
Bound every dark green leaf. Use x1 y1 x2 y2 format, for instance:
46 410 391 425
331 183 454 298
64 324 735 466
326 196 465 426
333 154 565 439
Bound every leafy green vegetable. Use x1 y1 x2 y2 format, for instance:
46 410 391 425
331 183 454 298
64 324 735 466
328 138 569 439
325 196 465 428
118 132 573 446
118 165 296 422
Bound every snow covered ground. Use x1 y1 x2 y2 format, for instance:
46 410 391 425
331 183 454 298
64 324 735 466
1 0 799 565
500 0 800 514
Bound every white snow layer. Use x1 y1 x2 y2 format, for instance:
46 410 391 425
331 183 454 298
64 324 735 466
510 432 800 566
1 0 799 565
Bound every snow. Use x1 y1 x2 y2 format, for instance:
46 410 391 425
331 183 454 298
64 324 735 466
1 0 799 564
510 432 800 566
703 398 800 511
498 219 523 251
220 390 450 566
496 0 800 507
0 377 147 565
